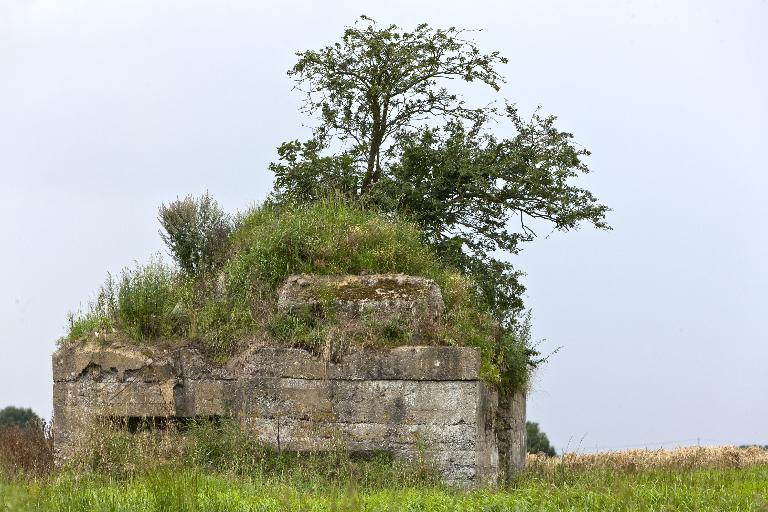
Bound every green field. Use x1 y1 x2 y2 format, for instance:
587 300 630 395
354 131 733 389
2 465 767 511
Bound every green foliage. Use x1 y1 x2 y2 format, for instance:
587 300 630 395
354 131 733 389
370 110 610 322
221 198 452 343
268 310 414 360
66 274 119 341
222 199 532 387
268 310 318 344
159 193 233 277
182 420 272 474
526 422 556 457
376 316 411 345
0 407 39 429
270 17 610 335
496 312 547 392
273 16 506 199
72 420 184 479
67 313 111 341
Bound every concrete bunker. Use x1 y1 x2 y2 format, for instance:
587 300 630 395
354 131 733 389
53 274 526 486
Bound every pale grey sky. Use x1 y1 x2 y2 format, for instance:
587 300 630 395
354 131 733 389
1 0 766 452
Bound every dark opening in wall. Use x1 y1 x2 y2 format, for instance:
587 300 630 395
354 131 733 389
101 416 223 434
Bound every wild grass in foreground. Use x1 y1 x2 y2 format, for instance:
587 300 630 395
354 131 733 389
1 464 767 511
2 446 767 511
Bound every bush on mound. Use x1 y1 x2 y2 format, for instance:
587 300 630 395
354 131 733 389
65 198 531 391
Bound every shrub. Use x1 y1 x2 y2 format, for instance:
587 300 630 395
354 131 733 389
497 312 546 393
0 407 40 429
159 193 233 276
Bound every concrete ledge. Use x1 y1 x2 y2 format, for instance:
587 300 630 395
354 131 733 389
54 344 481 383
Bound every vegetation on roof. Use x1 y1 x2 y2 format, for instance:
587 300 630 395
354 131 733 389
65 197 536 392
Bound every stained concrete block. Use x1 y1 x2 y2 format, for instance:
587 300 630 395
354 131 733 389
52 342 526 486
277 274 445 326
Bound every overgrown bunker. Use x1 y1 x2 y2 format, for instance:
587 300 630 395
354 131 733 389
53 274 526 486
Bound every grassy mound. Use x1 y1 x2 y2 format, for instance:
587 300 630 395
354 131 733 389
65 199 531 390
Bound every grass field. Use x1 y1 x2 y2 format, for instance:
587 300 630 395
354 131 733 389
2 447 767 511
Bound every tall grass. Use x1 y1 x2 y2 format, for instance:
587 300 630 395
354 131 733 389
65 418 439 491
66 258 181 342
2 447 767 511
0 422 53 477
2 426 768 512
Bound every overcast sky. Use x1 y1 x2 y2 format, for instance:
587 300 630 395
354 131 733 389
1 0 766 452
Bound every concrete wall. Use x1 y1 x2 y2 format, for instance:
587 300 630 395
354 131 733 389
52 342 525 486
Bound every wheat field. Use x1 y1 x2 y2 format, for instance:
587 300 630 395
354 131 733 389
527 445 768 472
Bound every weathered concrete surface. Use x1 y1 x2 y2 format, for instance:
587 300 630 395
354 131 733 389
53 342 525 486
277 274 444 326
497 388 527 479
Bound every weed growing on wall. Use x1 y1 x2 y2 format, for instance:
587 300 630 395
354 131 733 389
65 257 183 342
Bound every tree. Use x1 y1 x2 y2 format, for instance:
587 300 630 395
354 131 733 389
0 406 40 429
526 421 556 456
270 17 610 326
272 15 506 198
369 110 609 320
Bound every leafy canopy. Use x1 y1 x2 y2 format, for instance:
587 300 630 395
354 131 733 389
270 17 610 323
0 407 40 429
272 15 506 198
